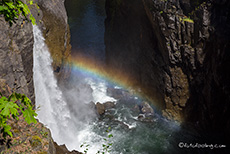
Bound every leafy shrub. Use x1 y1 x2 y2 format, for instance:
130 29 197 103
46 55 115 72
0 92 37 139
0 0 36 26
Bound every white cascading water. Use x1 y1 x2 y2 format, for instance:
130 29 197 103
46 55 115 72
32 25 115 153
33 25 71 144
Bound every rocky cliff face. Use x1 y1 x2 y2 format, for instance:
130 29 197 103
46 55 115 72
32 0 72 80
0 15 34 102
105 0 230 144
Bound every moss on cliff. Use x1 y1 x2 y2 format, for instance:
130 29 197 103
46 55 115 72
41 8 71 76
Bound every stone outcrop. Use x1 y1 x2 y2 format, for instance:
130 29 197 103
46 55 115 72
0 15 35 102
54 142 82 154
95 101 116 115
35 0 72 80
105 0 230 144
140 101 154 115
137 102 155 122
96 102 106 115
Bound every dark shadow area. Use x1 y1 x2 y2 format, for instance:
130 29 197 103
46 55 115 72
64 0 106 62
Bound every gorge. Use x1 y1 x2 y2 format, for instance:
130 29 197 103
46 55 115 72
0 0 230 154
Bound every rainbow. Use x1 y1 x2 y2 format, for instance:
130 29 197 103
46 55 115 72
65 54 147 101
58 54 164 111
70 55 135 87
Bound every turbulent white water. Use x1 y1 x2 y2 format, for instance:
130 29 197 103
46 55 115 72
85 78 116 103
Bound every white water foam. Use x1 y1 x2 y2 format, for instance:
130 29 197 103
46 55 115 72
85 78 116 103
123 122 137 129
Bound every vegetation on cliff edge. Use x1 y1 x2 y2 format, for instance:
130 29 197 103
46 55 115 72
0 0 36 26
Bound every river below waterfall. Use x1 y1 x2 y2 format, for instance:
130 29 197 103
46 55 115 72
33 0 199 154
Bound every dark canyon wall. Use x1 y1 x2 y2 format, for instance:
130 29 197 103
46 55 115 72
105 0 230 143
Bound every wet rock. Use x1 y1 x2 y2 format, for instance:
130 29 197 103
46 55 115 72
140 102 154 115
96 102 106 115
54 142 82 154
138 114 154 122
95 101 116 116
135 102 155 122
104 101 116 109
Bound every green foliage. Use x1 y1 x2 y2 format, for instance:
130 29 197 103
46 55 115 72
40 129 48 138
0 0 36 26
80 127 113 154
80 142 90 154
0 92 37 139
182 17 194 23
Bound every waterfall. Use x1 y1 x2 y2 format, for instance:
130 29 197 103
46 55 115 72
33 25 71 144
32 25 105 152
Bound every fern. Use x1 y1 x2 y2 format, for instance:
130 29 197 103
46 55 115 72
0 93 37 138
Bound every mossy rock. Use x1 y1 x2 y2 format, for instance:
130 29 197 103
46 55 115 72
37 151 48 154
29 135 42 150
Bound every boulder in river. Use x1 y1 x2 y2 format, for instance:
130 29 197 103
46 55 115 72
104 101 115 109
137 102 155 122
95 101 116 116
96 102 105 115
140 101 154 115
